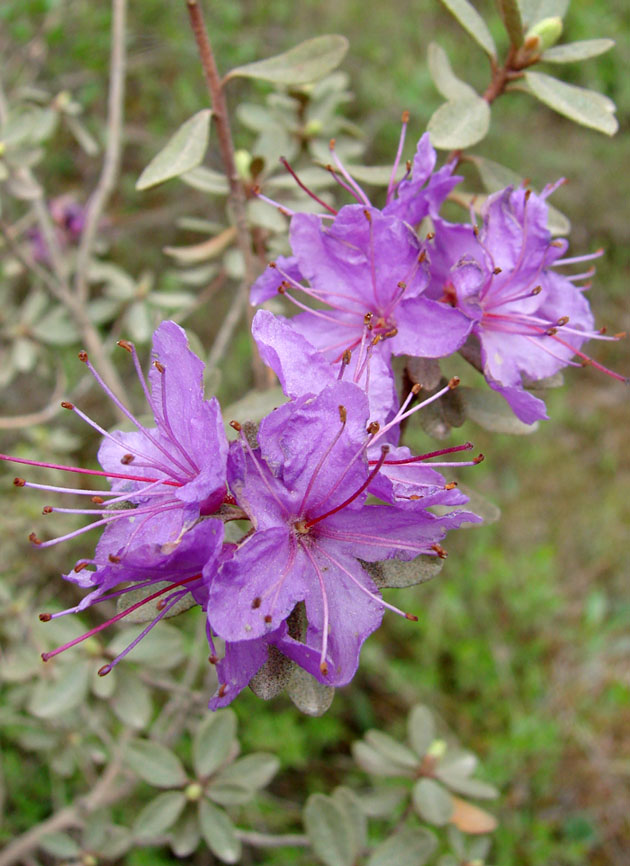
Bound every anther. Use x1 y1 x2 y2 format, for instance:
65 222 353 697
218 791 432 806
364 312 373 325
117 340 133 353
13 477 25 487
431 543 448 559
525 189 532 201
329 138 336 150
532 286 542 295
277 283 286 294
320 661 329 676
546 327 558 336
397 281 407 289
218 684 228 698
120 454 134 464
42 506 53 514
39 613 52 622
78 350 88 363
473 453 485 464
208 654 218 664
405 159 411 172
342 349 352 365
384 328 398 338
29 532 42 545
448 376 460 389
108 554 121 563
61 401 74 410
252 597 262 609
418 250 427 263
445 482 458 490
338 405 347 424
473 225 479 238
426 232 435 241
74 561 89 572
411 383 422 395
557 316 569 326
153 361 165 374
229 420 242 432
614 331 626 339
404 613 419 621
363 209 372 222
91 496 105 504
599 326 607 335
269 261 277 269
264 614 273 623
367 421 380 435
493 266 502 275
401 109 410 123
97 664 112 677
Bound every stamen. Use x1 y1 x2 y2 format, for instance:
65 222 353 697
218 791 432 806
279 156 337 215
0 453 182 487
301 545 330 676
328 139 371 206
386 110 410 205
297 407 348 514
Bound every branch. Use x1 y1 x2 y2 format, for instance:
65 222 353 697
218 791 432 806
74 0 127 307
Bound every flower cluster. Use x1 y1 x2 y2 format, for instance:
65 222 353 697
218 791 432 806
4 124 624 711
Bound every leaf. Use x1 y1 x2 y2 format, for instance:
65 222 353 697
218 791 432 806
216 752 280 790
439 0 497 56
170 807 201 857
436 772 499 799
108 622 185 668
28 661 90 719
449 795 498 834
524 71 618 135
136 109 212 191
192 710 238 778
111 668 153 729
163 226 237 264
95 826 133 859
358 786 408 818
207 781 254 806
428 96 490 150
519 0 569 28
180 165 229 195
224 387 287 439
115 580 196 625
352 741 402 777
287 664 334 716
39 832 81 858
412 779 454 825
364 730 419 772
362 554 444 589
249 646 294 699
332 787 367 859
303 793 355 866
226 36 349 85
125 738 187 788
497 0 524 47
460 386 539 434
198 800 241 864
541 38 615 63
451 485 501 525
133 791 186 840
428 43 477 101
407 704 436 759
367 827 438 866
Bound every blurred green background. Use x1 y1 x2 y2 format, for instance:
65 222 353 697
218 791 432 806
1 1 628 864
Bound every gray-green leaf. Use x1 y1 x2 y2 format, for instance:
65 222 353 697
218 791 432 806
28 661 90 719
286 662 334 716
412 778 454 825
519 0 569 28
332 787 367 859
428 96 490 149
541 38 615 63
226 36 349 85
364 730 419 772
198 800 241 864
136 109 212 190
193 710 237 778
524 71 618 135
216 752 280 790
439 0 497 57
428 43 477 101
460 386 539 434
170 807 201 857
115 580 196 624
303 793 355 866
39 832 81 858
125 739 187 788
133 791 186 840
111 668 153 729
367 827 437 866
362 554 444 589
407 704 436 759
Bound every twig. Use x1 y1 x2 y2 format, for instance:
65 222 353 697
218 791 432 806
185 0 267 387
236 830 310 849
74 0 127 308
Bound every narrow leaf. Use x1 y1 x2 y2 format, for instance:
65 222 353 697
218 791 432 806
364 730 419 772
440 0 497 57
460 386 539 434
192 710 237 778
367 827 437 866
352 741 402 777
125 739 187 788
407 704 436 759
519 0 569 28
226 36 349 85
199 800 241 864
332 787 367 860
497 0 524 47
449 795 498 834
136 109 212 191
428 96 490 149
216 753 280 790
524 71 618 135
133 792 186 840
39 832 81 858
170 807 201 857
428 43 478 101
541 38 615 63
28 661 90 719
412 779 454 825
286 661 334 715
304 793 355 866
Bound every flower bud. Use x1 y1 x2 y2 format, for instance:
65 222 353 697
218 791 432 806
427 738 447 759
524 16 563 54
185 782 204 801
234 148 252 182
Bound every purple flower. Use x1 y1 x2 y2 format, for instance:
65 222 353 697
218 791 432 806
427 185 625 422
251 205 471 365
206 381 474 701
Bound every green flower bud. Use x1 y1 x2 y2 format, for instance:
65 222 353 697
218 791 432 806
234 148 252 182
427 738 447 759
185 782 203 801
524 16 563 54
304 118 323 137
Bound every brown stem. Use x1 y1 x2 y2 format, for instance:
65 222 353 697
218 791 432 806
185 0 267 387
